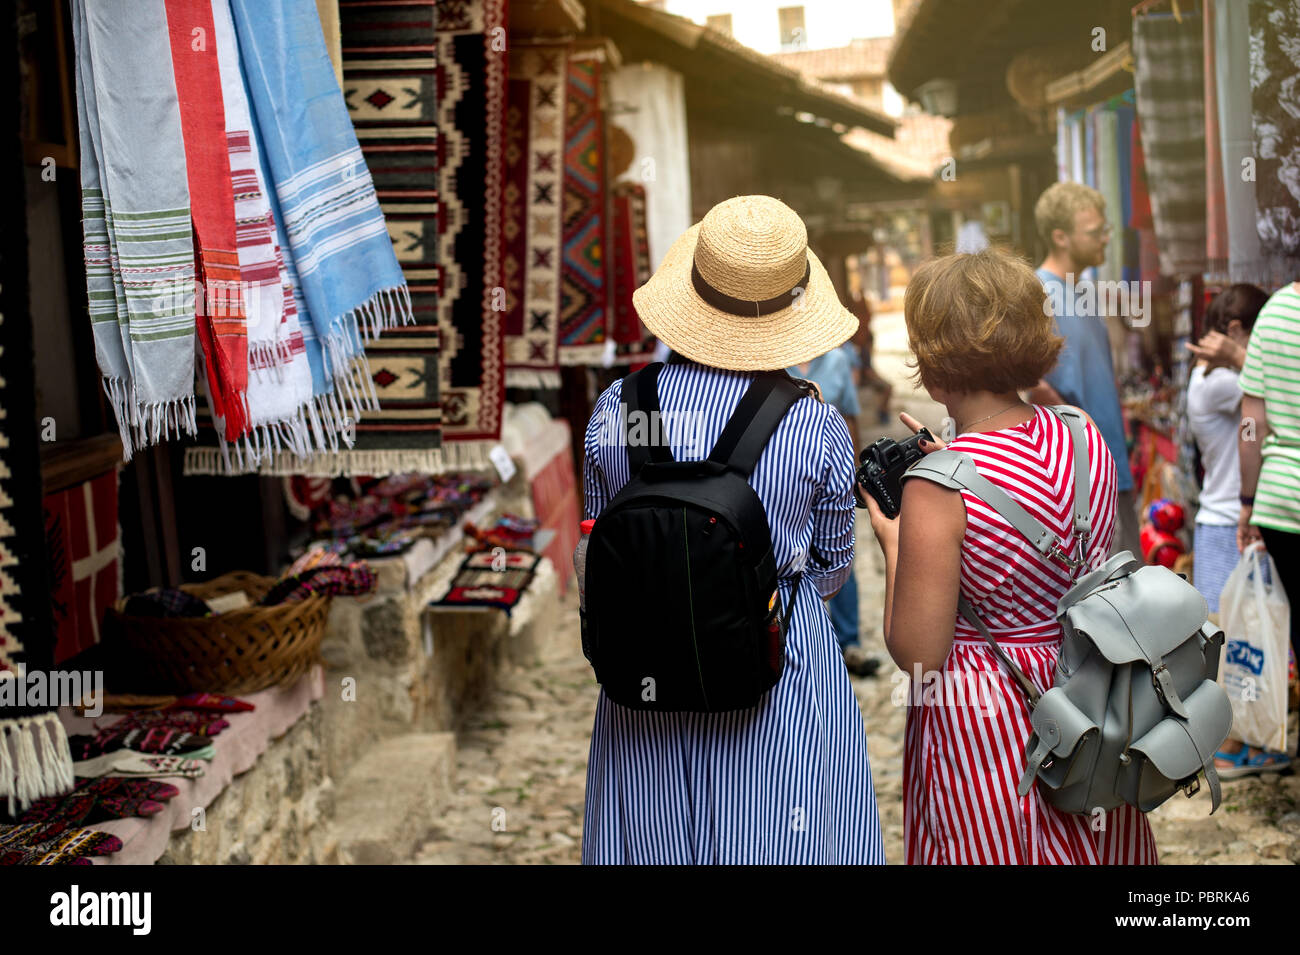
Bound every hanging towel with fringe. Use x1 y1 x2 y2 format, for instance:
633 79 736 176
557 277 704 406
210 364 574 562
228 0 413 422
165 0 250 444
210 0 320 465
71 0 199 458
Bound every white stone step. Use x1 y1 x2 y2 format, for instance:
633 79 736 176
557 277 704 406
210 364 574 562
327 732 456 864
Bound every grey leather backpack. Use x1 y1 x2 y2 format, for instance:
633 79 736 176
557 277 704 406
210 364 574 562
904 406 1233 816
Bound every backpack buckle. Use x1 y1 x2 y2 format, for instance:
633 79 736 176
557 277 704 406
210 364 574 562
1049 538 1085 571
1048 531 1091 572
1151 663 1169 704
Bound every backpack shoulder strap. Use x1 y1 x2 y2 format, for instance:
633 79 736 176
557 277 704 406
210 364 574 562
707 372 809 477
620 362 672 475
904 447 1076 713
957 595 1043 707
1046 405 1093 545
904 449 1067 563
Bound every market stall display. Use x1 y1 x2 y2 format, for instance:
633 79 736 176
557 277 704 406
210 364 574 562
0 824 123 865
104 569 353 695
434 548 542 614
70 0 412 470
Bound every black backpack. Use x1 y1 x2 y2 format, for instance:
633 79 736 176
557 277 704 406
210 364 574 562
582 361 813 712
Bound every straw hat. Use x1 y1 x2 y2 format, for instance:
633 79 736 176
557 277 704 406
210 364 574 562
633 195 858 371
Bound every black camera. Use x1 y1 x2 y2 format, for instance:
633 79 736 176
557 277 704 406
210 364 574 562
855 428 933 518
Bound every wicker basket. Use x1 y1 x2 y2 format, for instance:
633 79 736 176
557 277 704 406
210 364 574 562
105 571 329 695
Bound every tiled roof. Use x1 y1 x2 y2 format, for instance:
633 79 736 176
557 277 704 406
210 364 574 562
769 37 893 81
843 111 952 179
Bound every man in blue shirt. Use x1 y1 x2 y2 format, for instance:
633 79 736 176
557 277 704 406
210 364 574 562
789 344 879 678
1027 182 1141 558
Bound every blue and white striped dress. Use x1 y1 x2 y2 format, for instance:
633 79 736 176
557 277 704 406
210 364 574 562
580 359 885 864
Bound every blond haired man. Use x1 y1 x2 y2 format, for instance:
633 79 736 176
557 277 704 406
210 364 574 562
1027 182 1141 558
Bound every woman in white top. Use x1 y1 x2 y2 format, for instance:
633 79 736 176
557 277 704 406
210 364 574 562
1187 283 1287 778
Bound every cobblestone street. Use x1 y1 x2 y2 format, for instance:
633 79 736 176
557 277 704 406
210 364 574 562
417 312 1300 865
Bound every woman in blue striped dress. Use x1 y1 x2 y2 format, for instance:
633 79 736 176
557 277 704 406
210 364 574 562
579 196 884 864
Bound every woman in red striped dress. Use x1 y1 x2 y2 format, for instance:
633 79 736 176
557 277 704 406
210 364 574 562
865 249 1158 864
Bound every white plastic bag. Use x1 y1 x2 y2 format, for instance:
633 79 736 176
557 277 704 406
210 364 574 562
1216 542 1291 752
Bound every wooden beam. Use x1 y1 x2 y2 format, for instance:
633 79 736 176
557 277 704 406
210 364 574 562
39 433 122 495
1045 41 1133 108
508 0 585 38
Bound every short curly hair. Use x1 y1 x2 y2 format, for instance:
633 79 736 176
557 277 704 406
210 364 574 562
904 248 1063 395
1035 182 1105 244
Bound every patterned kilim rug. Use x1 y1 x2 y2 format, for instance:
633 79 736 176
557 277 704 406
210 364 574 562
435 0 507 460
1 132 74 811
432 549 540 613
337 0 448 474
503 45 566 388
610 181 656 364
503 77 530 378
558 56 608 364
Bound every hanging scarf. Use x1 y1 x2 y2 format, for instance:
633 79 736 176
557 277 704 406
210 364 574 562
210 0 317 462
1204 0 1230 277
1132 11 1208 277
209 0 285 378
1096 107 1123 285
1217 0 1268 283
71 0 198 457
1116 106 1140 284
165 0 249 443
229 0 413 423
1055 108 1069 182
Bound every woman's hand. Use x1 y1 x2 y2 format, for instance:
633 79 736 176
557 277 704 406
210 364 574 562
1186 331 1246 371
900 411 947 451
865 492 899 555
863 412 946 554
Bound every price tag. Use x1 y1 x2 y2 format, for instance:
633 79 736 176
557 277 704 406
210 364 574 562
488 444 517 484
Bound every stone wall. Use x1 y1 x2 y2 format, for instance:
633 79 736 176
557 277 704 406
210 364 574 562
158 704 334 865
156 461 563 864
314 472 542 782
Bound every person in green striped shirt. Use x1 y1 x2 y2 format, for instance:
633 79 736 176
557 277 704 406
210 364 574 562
1237 282 1300 692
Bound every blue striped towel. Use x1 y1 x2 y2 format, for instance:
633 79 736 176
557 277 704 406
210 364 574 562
228 0 411 419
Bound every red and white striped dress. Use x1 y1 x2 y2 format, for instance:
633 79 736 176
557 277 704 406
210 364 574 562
903 405 1159 865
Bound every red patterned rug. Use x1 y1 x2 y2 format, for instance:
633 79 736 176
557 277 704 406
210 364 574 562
435 0 508 459
558 56 608 364
433 548 540 613
610 181 656 364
